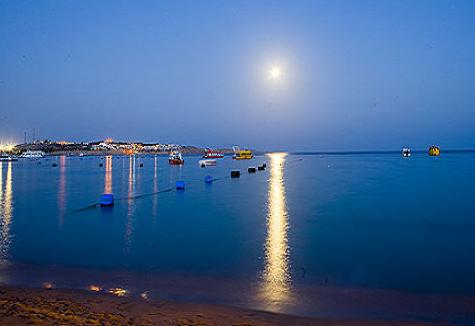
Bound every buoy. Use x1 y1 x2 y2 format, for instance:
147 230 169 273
139 163 144 167
99 163 103 167
248 167 256 173
258 165 265 171
205 176 213 183
176 181 185 190
52 163 58 167
100 194 114 206
231 170 240 178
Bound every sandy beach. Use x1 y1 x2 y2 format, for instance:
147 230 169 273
0 285 441 326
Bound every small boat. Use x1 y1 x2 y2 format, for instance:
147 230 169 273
199 159 217 167
20 150 45 159
0 154 18 162
429 145 440 156
169 150 184 165
203 148 224 159
402 148 411 157
232 146 253 160
99 194 114 206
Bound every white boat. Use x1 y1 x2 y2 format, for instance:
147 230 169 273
198 159 217 167
20 150 45 159
402 148 411 157
0 154 18 162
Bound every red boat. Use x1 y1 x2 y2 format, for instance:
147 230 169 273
203 148 224 159
169 150 184 165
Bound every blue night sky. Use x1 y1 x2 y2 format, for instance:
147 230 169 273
1 1 474 151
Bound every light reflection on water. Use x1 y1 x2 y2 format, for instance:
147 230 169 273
58 156 67 225
152 156 158 217
259 153 293 311
0 162 13 264
125 155 136 254
104 156 113 194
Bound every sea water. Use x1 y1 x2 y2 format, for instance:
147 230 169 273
1 152 475 322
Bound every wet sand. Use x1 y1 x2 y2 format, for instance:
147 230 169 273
0 285 437 326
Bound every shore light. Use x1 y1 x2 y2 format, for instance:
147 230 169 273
0 143 15 152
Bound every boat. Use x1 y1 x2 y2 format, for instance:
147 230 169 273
402 148 411 157
168 150 184 165
0 154 18 162
199 159 217 167
232 146 253 160
203 148 224 159
20 150 45 159
428 145 440 156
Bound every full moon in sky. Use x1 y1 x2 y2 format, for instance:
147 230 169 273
269 66 282 80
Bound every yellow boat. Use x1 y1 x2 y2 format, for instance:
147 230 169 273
428 145 440 156
232 146 253 160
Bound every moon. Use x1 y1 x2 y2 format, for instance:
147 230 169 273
269 66 282 80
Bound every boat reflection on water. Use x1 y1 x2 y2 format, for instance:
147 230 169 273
0 162 13 265
259 152 293 311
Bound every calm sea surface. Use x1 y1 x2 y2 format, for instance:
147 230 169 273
1 152 475 322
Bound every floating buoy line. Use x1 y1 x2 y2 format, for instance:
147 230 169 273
66 158 268 214
67 163 265 214
67 187 175 214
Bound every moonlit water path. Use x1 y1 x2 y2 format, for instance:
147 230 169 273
260 153 292 311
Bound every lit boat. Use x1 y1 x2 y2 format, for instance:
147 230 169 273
169 150 184 165
402 148 411 157
20 150 45 159
0 154 18 162
203 148 224 159
199 159 217 167
428 145 440 156
232 146 253 160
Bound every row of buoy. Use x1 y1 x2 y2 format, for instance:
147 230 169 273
175 162 268 190
98 161 268 206
232 163 266 178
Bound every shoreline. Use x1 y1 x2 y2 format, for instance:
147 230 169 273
0 285 435 326
2 255 475 324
